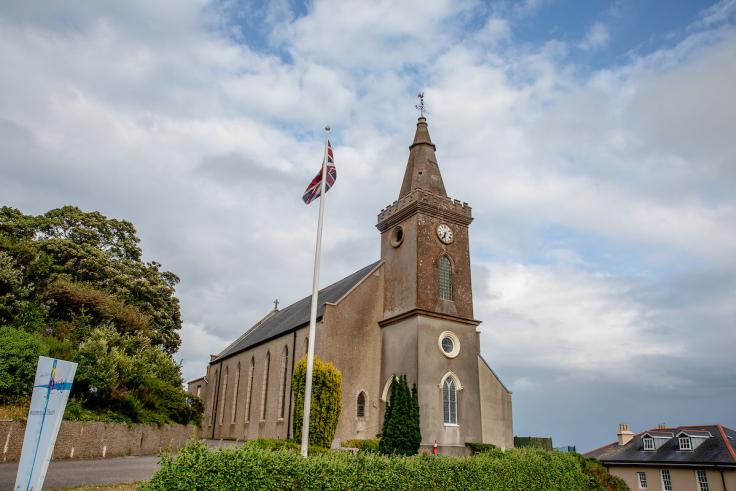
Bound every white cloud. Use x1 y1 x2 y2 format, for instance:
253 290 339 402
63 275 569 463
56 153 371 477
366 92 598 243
580 21 610 50
0 0 734 449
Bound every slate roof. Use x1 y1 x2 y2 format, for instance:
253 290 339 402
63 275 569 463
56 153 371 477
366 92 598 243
211 261 382 364
586 425 736 467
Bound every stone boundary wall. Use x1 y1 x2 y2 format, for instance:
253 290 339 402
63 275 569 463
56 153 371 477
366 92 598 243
1 420 197 463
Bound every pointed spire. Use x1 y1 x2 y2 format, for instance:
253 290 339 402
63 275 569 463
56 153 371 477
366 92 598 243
398 116 447 199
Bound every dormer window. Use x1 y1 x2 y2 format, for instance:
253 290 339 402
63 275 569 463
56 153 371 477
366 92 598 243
643 437 655 450
678 436 692 450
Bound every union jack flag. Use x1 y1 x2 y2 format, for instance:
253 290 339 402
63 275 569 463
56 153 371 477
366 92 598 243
302 140 336 205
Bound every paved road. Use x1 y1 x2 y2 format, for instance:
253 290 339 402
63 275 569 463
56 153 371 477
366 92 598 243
0 455 161 489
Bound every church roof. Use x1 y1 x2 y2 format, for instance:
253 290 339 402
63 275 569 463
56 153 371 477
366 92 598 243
211 260 382 364
398 116 447 199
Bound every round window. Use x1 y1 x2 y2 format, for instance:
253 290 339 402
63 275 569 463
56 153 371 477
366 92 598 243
390 225 404 247
441 337 454 354
438 331 460 358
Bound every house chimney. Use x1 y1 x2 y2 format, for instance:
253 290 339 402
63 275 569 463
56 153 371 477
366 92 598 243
617 424 634 446
657 423 667 430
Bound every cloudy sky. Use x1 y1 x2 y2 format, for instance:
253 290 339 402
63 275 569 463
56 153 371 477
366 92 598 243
1 0 734 451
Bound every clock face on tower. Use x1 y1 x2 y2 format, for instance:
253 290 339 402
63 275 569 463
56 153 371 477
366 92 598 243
436 223 454 244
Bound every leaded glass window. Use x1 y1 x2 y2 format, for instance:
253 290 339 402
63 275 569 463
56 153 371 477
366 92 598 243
279 346 288 419
443 378 457 425
438 256 452 300
261 352 270 421
357 391 366 418
245 357 254 422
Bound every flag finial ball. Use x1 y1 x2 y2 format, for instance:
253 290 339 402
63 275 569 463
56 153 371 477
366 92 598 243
325 125 330 131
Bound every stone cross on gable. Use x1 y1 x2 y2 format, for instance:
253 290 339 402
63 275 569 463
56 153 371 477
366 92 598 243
273 298 279 310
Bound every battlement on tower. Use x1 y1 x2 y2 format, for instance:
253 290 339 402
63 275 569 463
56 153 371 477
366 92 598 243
376 188 472 232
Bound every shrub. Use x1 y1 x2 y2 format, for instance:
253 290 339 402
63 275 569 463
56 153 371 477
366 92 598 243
576 455 630 491
142 440 592 490
342 439 380 453
379 375 421 455
291 356 342 448
0 326 48 403
466 442 497 454
514 436 553 451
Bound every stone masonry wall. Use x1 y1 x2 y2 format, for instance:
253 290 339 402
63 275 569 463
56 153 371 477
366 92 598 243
0 420 197 463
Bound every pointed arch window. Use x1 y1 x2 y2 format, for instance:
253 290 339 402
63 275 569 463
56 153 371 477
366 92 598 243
442 377 458 425
218 366 228 425
231 362 241 424
278 346 289 419
438 255 452 300
209 368 219 426
260 352 270 421
356 391 366 418
245 357 254 422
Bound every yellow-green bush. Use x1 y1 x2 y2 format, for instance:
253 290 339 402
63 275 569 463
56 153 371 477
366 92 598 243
291 356 342 448
142 440 592 491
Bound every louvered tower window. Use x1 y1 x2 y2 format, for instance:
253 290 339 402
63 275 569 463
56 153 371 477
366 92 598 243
438 256 452 300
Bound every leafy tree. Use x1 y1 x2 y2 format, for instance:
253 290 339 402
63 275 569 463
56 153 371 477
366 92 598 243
0 326 48 403
0 206 199 424
291 356 342 448
0 206 181 353
379 375 421 455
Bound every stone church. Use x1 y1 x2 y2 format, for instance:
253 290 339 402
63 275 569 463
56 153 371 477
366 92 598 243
189 115 513 454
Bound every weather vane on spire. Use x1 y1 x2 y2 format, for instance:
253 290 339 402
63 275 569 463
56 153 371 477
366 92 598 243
416 92 426 118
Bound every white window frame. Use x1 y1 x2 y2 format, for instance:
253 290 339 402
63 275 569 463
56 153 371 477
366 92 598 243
696 470 709 491
437 331 460 358
637 471 648 489
679 436 692 450
643 437 654 450
660 469 672 491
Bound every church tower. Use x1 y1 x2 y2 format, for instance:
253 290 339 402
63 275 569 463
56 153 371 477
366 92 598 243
377 114 490 453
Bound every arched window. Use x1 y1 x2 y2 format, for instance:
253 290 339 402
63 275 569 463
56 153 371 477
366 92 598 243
245 357 254 422
209 368 219 425
219 366 228 425
438 255 452 300
260 352 270 421
356 391 366 418
443 377 458 425
231 362 241 424
278 346 289 419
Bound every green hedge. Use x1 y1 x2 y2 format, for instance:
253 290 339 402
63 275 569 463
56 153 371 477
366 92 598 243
514 436 553 451
142 440 591 491
466 441 497 454
341 438 380 453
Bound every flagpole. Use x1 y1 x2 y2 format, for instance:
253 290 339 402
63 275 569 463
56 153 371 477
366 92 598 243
301 126 330 457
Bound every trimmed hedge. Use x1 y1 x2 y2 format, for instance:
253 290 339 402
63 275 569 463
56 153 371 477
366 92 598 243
142 440 591 490
341 438 380 453
466 441 497 454
514 436 553 451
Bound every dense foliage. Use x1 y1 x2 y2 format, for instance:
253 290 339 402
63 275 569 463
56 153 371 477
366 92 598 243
379 374 421 455
291 356 342 448
0 206 199 424
0 326 48 402
514 436 553 451
341 438 380 453
465 441 498 454
142 440 592 491
577 455 630 491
